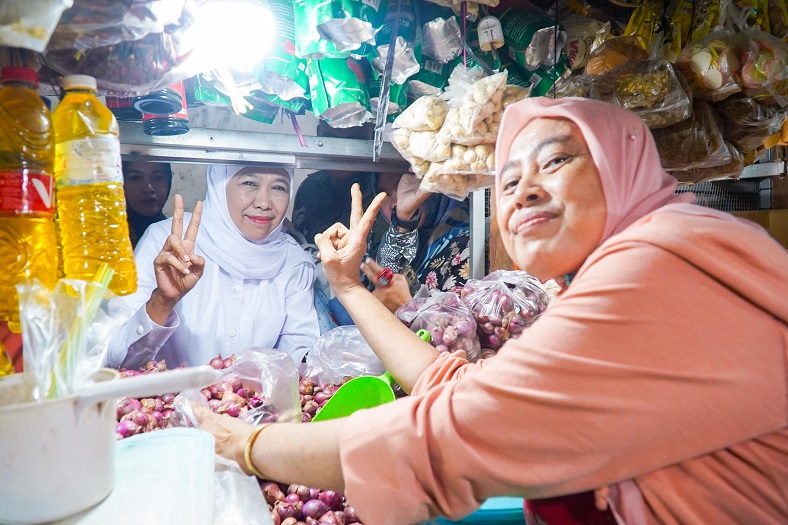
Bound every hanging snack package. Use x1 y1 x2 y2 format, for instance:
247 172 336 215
502 56 570 97
732 0 770 32
621 1 664 50
653 101 730 170
670 141 744 183
590 59 692 129
308 57 372 127
676 29 742 102
690 0 724 42
293 0 385 58
187 73 281 124
584 36 649 76
372 0 420 85
0 0 72 52
460 270 549 354
663 0 695 62
393 95 450 130
395 291 481 362
497 1 567 71
736 30 788 106
409 56 456 96
454 70 508 133
47 0 184 51
44 0 198 95
560 14 611 70
714 94 788 152
258 0 310 102
369 78 408 117
554 73 596 98
768 0 788 40
422 16 464 63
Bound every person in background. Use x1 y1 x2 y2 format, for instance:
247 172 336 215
196 97 787 525
122 160 173 248
292 122 377 244
107 164 318 369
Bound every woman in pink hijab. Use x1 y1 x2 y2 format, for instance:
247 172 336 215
197 98 788 525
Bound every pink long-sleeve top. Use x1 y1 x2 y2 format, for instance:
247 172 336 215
338 207 788 525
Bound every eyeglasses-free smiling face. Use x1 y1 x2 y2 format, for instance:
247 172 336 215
225 167 291 242
497 117 607 281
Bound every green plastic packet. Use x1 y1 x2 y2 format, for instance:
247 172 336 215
308 57 372 127
259 0 310 101
497 2 568 71
369 77 408 118
186 74 280 124
502 57 570 97
409 57 456 97
294 0 386 58
372 0 421 84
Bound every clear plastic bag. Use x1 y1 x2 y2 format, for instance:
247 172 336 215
654 101 731 170
171 348 301 427
584 36 649 77
301 326 386 386
17 278 118 400
395 291 481 361
43 0 198 95
670 140 744 183
714 94 788 152
48 0 187 51
213 456 274 525
736 30 788 106
460 270 549 354
676 29 742 102
590 59 692 129
422 16 463 64
392 95 449 131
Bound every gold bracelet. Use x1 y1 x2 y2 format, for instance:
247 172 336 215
244 423 273 478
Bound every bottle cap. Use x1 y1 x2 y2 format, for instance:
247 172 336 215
1 67 38 87
61 75 97 91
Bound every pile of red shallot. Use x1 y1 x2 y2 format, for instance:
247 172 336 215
114 356 364 523
115 359 181 439
262 482 361 525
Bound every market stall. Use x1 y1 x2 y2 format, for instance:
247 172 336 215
1 0 787 523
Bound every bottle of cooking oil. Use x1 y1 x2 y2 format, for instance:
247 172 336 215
53 75 137 295
0 67 58 331
0 340 13 377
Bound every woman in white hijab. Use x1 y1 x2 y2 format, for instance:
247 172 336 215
106 164 319 369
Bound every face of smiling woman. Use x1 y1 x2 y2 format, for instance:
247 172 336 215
225 167 291 242
497 117 607 281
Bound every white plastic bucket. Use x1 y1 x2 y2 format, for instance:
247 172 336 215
0 365 216 524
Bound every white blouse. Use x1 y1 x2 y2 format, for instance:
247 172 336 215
106 218 319 370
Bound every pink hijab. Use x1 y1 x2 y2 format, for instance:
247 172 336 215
495 97 695 242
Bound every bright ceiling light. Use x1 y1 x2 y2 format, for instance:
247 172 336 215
192 0 276 73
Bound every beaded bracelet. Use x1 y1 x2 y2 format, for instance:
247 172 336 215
244 423 273 478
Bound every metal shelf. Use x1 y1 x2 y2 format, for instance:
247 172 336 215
119 122 410 173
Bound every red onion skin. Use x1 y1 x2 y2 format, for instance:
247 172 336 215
285 493 301 505
145 360 157 371
249 396 264 408
236 388 250 399
200 389 212 401
210 382 231 399
301 499 329 520
271 511 281 525
223 355 235 368
276 502 299 521
262 482 285 506
317 491 343 512
224 403 241 418
160 393 176 404
305 518 320 525
280 518 298 525
302 412 312 423
343 506 359 524
227 376 243 392
209 356 225 370
313 392 329 405
208 399 222 411
116 397 141 419
333 511 346 525
302 400 319 416
115 420 139 438
309 488 320 500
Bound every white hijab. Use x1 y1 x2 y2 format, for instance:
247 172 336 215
198 164 311 280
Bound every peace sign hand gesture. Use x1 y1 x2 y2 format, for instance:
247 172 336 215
147 195 205 325
314 183 386 298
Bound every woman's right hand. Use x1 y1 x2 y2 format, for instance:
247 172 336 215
146 195 205 324
315 183 386 298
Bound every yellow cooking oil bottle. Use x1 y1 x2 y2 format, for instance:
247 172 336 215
0 67 58 331
52 75 137 295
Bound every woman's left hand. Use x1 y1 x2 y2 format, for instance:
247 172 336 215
316 183 386 298
193 403 257 474
361 257 413 313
